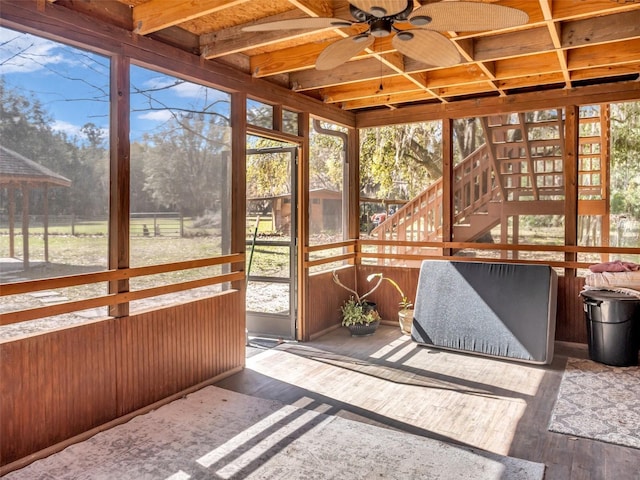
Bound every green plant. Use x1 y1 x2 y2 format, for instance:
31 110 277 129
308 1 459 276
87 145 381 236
340 296 381 326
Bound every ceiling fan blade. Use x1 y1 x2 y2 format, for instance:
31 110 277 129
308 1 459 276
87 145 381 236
409 2 529 32
392 30 461 67
316 35 375 71
350 0 411 18
242 17 353 32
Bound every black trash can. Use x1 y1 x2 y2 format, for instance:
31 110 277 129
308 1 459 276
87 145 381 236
580 290 640 367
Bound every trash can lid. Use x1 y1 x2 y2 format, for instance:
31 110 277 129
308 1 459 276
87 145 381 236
580 289 640 302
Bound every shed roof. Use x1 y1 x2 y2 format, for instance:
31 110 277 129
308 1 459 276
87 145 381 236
0 145 71 187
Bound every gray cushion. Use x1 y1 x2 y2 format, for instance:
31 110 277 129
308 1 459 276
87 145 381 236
412 260 557 364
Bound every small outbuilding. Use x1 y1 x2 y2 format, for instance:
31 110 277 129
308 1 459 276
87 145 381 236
0 145 71 270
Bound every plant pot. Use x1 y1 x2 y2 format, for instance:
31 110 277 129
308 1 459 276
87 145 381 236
347 320 380 337
398 308 414 335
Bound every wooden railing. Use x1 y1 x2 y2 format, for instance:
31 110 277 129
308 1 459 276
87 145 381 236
371 143 497 244
0 253 245 326
369 106 609 255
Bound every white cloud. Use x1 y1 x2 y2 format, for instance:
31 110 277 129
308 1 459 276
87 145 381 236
50 120 108 142
141 74 228 101
0 27 65 74
173 82 207 98
138 110 173 121
50 119 83 138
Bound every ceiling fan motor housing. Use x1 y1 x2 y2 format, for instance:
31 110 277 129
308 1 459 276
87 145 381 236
370 18 392 37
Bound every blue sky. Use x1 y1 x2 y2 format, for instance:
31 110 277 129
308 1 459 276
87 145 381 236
0 26 231 144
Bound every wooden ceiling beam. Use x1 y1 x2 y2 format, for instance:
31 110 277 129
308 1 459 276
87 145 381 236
249 36 395 77
356 80 640 128
497 72 566 91
434 81 498 99
286 0 332 18
550 0 640 21
342 90 438 111
450 34 503 96
561 10 640 49
474 26 555 62
494 52 561 79
570 62 640 82
201 10 340 59
321 76 424 103
568 38 640 70
133 0 250 35
201 0 334 58
424 64 490 88
290 54 402 91
539 0 571 88
250 40 340 77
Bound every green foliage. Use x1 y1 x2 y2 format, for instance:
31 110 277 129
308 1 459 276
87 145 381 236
340 297 380 326
309 122 345 192
0 80 109 217
610 101 640 220
359 121 442 201
246 137 291 198
139 111 230 216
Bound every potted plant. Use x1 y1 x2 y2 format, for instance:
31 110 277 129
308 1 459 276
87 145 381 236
332 270 384 336
367 273 414 335
340 296 381 336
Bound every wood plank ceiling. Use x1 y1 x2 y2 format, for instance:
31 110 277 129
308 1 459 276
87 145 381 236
49 0 640 113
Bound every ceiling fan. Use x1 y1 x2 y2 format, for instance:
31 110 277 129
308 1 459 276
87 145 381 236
243 0 529 71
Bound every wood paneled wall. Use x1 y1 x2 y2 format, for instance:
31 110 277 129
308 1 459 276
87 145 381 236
0 291 244 468
306 264 588 344
306 268 355 340
357 265 420 325
556 275 587 343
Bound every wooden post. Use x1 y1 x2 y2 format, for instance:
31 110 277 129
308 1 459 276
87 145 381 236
501 213 509 259
442 118 453 257
43 184 49 263
298 112 310 341
108 54 130 318
564 105 579 277
512 215 519 260
21 183 29 271
348 125 359 244
601 103 611 262
230 91 247 298
8 186 15 258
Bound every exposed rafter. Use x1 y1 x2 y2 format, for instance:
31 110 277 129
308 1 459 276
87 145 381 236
38 0 640 113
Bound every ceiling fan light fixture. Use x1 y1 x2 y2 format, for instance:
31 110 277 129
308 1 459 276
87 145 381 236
369 6 387 17
330 20 354 28
410 15 432 27
370 18 392 37
353 34 371 43
396 31 414 41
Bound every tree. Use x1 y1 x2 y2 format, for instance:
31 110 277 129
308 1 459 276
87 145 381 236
0 80 109 217
309 121 345 192
360 121 442 200
610 101 640 217
140 111 231 216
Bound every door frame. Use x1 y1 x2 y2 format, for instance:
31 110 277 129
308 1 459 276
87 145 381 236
245 142 299 339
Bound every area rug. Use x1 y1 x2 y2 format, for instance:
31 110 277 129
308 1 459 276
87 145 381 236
548 357 640 449
6 386 545 480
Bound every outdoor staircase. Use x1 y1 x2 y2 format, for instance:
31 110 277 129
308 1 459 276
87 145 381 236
370 106 609 252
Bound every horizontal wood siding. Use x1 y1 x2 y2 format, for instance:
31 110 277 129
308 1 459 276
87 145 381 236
1 291 244 467
306 268 355 339
556 275 587 343
116 291 245 415
0 320 118 466
357 265 420 324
